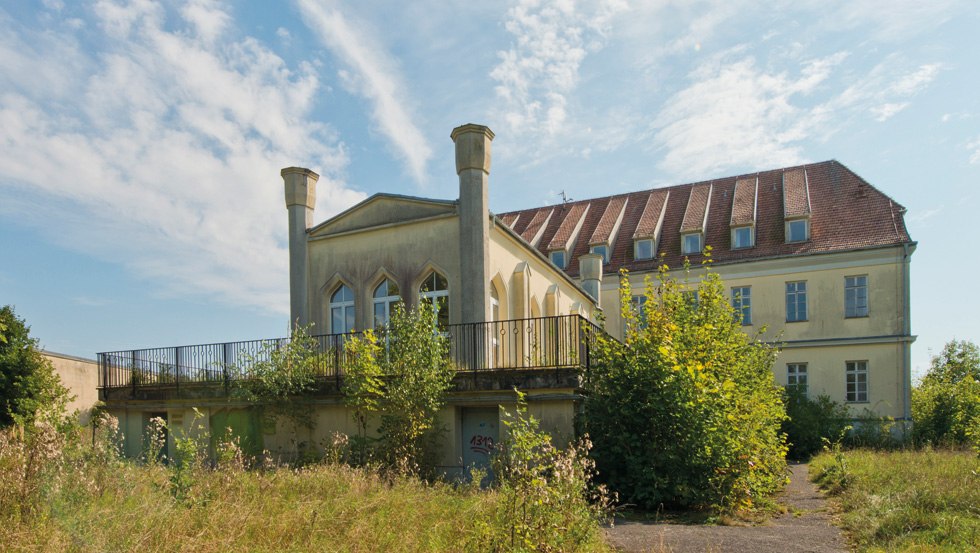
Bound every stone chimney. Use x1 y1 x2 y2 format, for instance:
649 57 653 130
451 124 494 324
579 253 603 309
281 167 319 330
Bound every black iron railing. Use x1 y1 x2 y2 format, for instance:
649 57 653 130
97 315 604 393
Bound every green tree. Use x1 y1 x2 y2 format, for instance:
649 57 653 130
781 387 849 459
583 255 788 512
343 302 455 474
912 339 980 448
0 305 72 427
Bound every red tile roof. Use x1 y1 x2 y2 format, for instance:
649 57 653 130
731 177 757 226
518 208 553 245
547 203 589 250
680 184 713 232
783 168 811 218
589 196 627 245
632 190 670 239
497 160 912 277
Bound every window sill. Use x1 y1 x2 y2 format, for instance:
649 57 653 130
785 319 808 323
844 314 870 319
846 401 870 404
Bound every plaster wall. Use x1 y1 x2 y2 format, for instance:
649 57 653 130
44 351 99 425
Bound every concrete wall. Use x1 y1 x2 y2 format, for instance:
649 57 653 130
43 351 99 425
597 246 911 418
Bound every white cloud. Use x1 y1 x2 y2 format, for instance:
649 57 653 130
906 206 943 225
490 0 627 138
968 136 980 165
296 0 432 185
0 1 365 315
871 102 910 122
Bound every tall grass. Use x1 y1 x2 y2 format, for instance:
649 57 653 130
0 416 611 552
811 449 980 552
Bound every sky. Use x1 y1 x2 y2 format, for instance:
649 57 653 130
1 0 977 380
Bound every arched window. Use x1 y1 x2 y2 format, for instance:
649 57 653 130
489 282 500 322
330 285 355 334
419 271 449 328
373 279 401 327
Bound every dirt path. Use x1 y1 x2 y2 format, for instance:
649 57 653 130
604 463 847 553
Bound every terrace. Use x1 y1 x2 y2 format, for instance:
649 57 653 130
98 315 604 401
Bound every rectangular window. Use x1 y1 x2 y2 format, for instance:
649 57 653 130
787 363 808 395
732 226 754 249
845 275 869 318
731 286 752 325
631 295 648 327
786 281 808 322
590 244 609 263
549 250 566 268
846 361 868 402
786 218 809 242
682 233 703 255
635 238 655 260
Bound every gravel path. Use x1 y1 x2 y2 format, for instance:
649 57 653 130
605 463 848 553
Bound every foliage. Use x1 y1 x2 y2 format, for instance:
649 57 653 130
342 302 455 474
845 408 897 449
583 254 788 512
811 449 980 551
232 325 321 430
0 305 73 428
781 387 850 459
912 340 980 450
484 390 614 552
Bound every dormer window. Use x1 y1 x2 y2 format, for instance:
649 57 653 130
549 250 566 268
732 226 754 249
590 244 609 263
682 232 703 255
786 218 809 243
634 238 655 260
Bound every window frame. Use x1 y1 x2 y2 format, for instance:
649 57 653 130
634 238 655 260
787 363 808 395
549 250 567 269
731 286 752 326
785 280 808 322
630 294 648 328
845 360 869 403
786 218 810 243
590 243 609 263
372 279 401 328
329 284 356 334
731 226 754 249
844 275 869 318
419 271 450 329
681 232 703 255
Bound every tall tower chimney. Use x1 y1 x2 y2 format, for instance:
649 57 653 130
579 253 603 310
451 124 494 324
281 167 319 330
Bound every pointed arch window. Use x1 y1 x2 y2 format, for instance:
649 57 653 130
330 285 355 334
419 271 449 328
373 279 401 327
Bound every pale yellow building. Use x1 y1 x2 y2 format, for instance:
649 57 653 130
99 123 914 468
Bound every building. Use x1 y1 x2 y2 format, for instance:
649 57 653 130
98 123 914 469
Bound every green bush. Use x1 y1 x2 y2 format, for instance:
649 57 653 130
781 386 850 460
912 340 980 449
583 255 788 512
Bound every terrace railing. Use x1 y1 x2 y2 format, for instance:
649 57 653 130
97 315 604 394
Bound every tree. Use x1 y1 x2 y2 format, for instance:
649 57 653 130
343 302 455 473
582 255 788 512
912 339 980 448
0 305 72 427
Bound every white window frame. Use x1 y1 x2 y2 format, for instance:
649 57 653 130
330 284 356 334
786 281 808 322
630 294 648 328
419 271 450 329
731 226 754 249
681 232 703 255
590 244 609 263
372 279 401 328
787 363 808 395
731 286 752 326
846 360 869 403
786 218 810 243
845 275 869 318
549 250 566 269
634 238 655 260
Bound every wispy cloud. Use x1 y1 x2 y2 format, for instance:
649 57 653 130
906 206 943 225
968 136 980 165
490 0 627 140
0 1 365 315
296 0 431 184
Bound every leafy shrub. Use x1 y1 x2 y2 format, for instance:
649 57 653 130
912 340 980 449
583 256 788 512
781 387 850 460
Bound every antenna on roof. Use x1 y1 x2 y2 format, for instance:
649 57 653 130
559 191 574 204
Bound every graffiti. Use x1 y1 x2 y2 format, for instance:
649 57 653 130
469 434 495 455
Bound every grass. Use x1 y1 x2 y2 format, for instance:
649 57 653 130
810 448 980 552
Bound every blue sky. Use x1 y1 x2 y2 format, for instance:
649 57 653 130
1 0 977 379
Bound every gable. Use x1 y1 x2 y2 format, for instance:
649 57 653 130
309 194 457 237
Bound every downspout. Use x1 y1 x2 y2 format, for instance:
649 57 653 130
901 242 913 428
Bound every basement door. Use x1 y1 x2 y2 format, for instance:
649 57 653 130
461 407 499 481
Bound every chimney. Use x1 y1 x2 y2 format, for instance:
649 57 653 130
281 167 319 330
451 123 495 324
579 253 603 309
